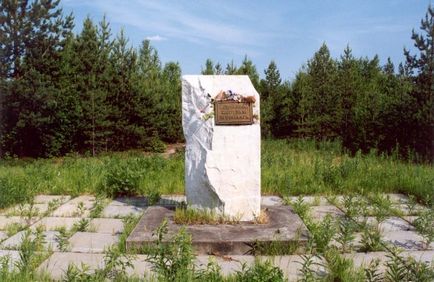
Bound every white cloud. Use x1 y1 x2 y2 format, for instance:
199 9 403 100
145 35 167 41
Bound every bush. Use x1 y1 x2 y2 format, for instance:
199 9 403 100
100 159 141 197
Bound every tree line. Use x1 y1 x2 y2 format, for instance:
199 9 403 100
0 1 432 161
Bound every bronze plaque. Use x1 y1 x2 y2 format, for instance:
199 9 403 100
214 101 253 125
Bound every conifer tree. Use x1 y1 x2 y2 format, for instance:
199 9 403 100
404 5 433 158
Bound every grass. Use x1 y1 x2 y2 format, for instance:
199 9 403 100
173 206 268 225
0 139 433 210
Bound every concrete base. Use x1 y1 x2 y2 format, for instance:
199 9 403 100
126 205 309 255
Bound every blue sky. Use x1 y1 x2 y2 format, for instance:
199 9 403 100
62 0 432 80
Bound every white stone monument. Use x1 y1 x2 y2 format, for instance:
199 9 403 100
182 75 260 221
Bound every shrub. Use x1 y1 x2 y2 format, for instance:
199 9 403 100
100 159 141 197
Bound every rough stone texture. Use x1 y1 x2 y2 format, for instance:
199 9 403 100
0 250 21 271
343 250 434 272
68 232 119 253
0 216 31 229
361 216 415 232
0 231 8 242
0 230 60 251
182 75 261 221
158 194 186 206
385 193 409 204
382 230 433 250
101 204 144 218
127 205 309 255
310 205 344 221
38 252 105 280
89 218 124 235
3 203 50 216
286 196 330 206
110 197 148 207
261 196 284 206
33 195 71 204
30 217 82 231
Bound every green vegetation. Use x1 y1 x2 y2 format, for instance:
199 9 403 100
0 139 432 210
1 2 433 162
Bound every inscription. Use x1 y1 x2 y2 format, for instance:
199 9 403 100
214 101 253 125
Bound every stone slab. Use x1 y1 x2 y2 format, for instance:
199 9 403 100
392 203 427 216
51 203 91 217
158 194 186 206
34 195 71 204
101 204 144 218
110 197 148 207
0 231 8 242
385 193 409 204
362 216 415 232
343 250 434 272
89 218 124 235
285 196 330 206
382 230 433 250
68 232 119 253
68 195 96 205
0 230 60 251
0 215 33 230
261 196 284 206
3 203 50 216
37 252 330 281
127 205 309 255
0 250 20 271
30 217 82 231
37 252 105 280
310 205 344 221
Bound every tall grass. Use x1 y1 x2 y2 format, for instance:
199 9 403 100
0 139 432 209
262 139 433 204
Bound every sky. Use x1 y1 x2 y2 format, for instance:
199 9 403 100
62 0 432 80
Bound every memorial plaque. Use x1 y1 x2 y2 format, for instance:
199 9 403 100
214 101 253 125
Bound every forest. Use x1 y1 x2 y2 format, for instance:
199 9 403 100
0 1 433 161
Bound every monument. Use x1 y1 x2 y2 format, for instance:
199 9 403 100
181 75 261 221
126 75 308 255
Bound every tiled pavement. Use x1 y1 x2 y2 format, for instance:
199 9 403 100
0 193 432 280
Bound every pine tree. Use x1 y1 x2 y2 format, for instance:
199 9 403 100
201 59 214 75
297 43 338 139
0 0 73 157
237 55 260 89
404 5 433 159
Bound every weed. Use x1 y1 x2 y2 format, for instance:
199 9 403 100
72 218 89 232
16 229 45 273
55 227 70 252
145 219 195 281
100 158 141 197
290 196 311 220
89 196 107 218
4 222 26 237
147 190 161 206
298 255 322 282
173 206 241 225
118 215 140 253
195 258 224 282
96 245 134 280
335 218 356 253
413 209 434 249
308 215 336 254
234 260 284 282
324 249 364 281
363 258 382 282
74 202 86 217
63 263 93 281
359 226 383 252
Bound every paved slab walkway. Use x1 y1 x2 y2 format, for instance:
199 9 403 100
0 193 432 281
